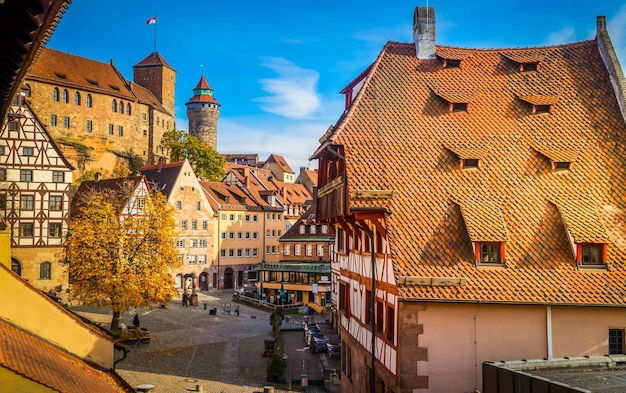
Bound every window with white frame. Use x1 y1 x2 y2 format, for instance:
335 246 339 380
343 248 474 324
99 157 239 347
221 232 226 240
199 239 207 248
284 244 290 256
253 232 259 240
253 248 259 257
181 220 187 230
176 239 184 248
295 244 301 256
202 220 208 230
191 220 197 230
220 249 226 258
188 255 197 264
198 255 206 264
317 245 324 257
190 239 198 248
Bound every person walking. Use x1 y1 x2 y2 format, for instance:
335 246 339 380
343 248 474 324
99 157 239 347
133 313 141 347
182 292 189 307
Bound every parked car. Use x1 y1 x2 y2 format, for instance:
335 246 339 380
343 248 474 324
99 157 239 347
303 322 318 337
304 325 321 341
311 336 329 353
306 328 324 345
327 343 341 357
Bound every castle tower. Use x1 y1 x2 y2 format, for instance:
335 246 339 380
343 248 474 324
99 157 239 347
185 74 220 150
133 52 176 115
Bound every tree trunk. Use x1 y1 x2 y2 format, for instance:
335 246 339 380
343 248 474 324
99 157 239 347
110 310 121 333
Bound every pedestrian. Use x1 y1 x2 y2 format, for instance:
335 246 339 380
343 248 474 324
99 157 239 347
133 313 141 347
182 292 188 307
133 312 140 328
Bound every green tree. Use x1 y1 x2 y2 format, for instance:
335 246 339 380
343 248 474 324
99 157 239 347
65 183 178 332
159 129 225 181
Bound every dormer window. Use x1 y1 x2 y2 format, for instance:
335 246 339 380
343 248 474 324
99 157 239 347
533 104 551 114
475 242 505 264
552 161 571 171
520 62 538 72
519 95 557 115
443 58 461 68
461 158 479 170
577 243 607 266
450 102 468 113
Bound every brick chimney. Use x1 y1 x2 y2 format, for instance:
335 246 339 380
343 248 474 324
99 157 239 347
413 6 436 60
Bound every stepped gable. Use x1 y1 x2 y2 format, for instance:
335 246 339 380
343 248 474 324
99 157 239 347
320 36 626 305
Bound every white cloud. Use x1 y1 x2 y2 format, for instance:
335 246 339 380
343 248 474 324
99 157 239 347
256 57 321 119
544 26 576 46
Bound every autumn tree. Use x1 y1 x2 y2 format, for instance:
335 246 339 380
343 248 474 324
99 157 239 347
65 181 178 332
159 129 226 181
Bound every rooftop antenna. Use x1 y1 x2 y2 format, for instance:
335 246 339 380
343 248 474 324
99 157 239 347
201 64 204 76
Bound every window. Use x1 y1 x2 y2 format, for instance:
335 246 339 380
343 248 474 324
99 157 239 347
245 232 251 240
198 255 206 264
266 246 271 254
202 220 208 230
176 239 184 248
221 213 227 221
364 289 372 324
478 242 502 264
305 244 312 256
238 214 243 222
199 239 207 248
108 124 114 135
191 220 197 230
299 225 306 234
272 246 276 254
317 245 324 257
553 161 571 171
53 171 64 183
53 88 59 102
339 283 349 314
118 126 123 136
86 94 92 107
245 214 251 222
63 117 70 128
21 195 34 210
229 232 235 240
533 104 551 114
181 220 187 230
278 214 281 220
221 232 226 240
284 244 290 256
609 329 624 354
443 58 461 68
61 89 68 103
74 91 81 105
386 305 395 343
49 195 62 211
22 147 33 156
0 169 6 182
237 232 243 240
86 120 93 132
20 170 32 182
252 248 259 257
253 232 259 240
253 214 259 222
196 201 201 211
40 262 52 280
451 102 468 113
266 213 271 220
142 113 147 121
112 100 117 112
376 300 384 334
49 223 62 238
295 244 301 256
143 129 147 137
220 249 226 258
50 114 57 126
176 201 182 210
119 101 124 114
321 224 329 234
127 103 131 115
188 255 196 264
462 158 479 169
229 214 235 221
266 230 271 238
245 249 251 257
229 249 235 258
190 239 197 248
237 249 243 257
337 228 345 252
520 62 538 72
19 222 33 237
9 121 18 131
580 244 604 265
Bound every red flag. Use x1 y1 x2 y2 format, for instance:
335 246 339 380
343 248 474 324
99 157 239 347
146 16 156 25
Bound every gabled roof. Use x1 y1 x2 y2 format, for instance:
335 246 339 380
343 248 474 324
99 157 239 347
200 180 257 211
72 176 146 214
281 205 334 241
317 22 626 305
140 161 185 199
133 51 174 69
0 319 132 393
265 154 295 174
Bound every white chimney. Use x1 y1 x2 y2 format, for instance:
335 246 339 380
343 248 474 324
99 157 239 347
413 6 436 60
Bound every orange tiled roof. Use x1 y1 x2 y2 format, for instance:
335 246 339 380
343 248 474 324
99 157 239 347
436 46 473 60
322 37 626 305
518 94 559 105
531 136 587 162
266 154 295 174
0 319 132 393
134 51 173 69
200 180 256 211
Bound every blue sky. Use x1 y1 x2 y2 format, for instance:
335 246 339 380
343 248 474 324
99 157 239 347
47 1 626 172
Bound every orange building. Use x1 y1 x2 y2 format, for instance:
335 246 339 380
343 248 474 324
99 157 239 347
313 8 626 393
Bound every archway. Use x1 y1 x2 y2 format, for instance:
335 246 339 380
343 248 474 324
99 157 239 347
223 267 234 289
199 272 208 290
11 257 22 276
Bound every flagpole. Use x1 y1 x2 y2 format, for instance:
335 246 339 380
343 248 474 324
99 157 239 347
153 15 157 53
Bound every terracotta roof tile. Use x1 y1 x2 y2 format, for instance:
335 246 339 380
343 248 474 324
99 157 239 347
436 46 473 60
322 38 626 305
519 94 559 105
0 319 132 393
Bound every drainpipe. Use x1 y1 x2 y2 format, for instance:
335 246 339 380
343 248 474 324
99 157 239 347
217 208 221 290
547 306 553 359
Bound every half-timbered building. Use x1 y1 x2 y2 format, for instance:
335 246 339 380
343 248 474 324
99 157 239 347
0 93 74 291
312 7 626 393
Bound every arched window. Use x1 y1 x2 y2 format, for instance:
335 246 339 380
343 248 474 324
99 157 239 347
112 99 117 112
62 89 68 103
86 94 92 108
119 100 124 114
40 262 52 280
53 88 59 102
11 258 21 276
127 103 131 115
74 91 81 105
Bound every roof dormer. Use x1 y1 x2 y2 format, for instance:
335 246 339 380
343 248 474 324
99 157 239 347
519 94 558 114
445 142 490 170
502 51 545 73
531 137 585 173
436 47 472 69
432 87 477 113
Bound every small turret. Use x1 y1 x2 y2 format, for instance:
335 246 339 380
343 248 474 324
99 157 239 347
185 73 220 150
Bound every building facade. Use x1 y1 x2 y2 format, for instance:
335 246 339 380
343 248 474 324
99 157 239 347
24 49 175 176
0 94 74 291
313 8 626 393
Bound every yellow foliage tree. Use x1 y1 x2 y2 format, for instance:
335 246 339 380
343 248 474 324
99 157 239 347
65 183 178 331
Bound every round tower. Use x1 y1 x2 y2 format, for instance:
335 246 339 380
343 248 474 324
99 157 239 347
185 74 220 150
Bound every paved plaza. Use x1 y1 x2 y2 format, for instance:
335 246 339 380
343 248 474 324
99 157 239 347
71 290 335 393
